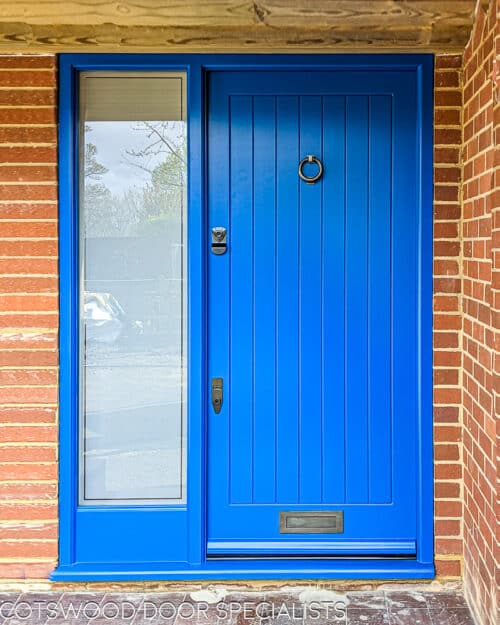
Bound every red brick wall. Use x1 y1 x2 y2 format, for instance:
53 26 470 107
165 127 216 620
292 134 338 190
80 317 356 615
461 1 499 624
433 53 464 579
0 55 58 579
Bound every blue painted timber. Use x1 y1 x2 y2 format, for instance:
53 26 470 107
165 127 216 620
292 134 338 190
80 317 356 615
55 54 434 580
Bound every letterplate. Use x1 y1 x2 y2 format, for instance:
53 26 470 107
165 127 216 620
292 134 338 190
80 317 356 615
279 511 344 534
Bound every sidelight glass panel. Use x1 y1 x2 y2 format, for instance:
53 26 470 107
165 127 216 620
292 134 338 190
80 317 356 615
78 72 187 504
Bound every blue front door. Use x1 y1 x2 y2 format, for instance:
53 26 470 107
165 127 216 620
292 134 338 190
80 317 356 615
208 70 421 557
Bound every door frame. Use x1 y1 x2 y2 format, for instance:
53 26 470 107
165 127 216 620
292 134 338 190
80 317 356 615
54 53 434 581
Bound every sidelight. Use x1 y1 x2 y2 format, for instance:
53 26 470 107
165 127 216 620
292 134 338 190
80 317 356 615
78 72 187 505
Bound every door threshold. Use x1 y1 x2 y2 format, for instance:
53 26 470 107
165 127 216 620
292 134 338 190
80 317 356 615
51 559 434 581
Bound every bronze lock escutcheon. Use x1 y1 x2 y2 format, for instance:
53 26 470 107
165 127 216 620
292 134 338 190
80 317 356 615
211 377 223 414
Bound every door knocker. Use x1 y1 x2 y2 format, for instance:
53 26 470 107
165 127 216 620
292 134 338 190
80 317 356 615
298 155 323 184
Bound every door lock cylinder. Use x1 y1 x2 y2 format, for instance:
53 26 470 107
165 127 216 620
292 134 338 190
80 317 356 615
211 227 227 255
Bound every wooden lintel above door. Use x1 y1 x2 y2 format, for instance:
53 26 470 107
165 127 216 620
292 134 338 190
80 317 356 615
0 1 475 53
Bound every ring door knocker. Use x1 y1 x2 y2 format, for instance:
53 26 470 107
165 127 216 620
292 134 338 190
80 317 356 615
298 154 324 184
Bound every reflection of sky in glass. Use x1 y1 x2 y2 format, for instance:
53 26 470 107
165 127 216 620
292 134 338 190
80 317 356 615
87 122 167 194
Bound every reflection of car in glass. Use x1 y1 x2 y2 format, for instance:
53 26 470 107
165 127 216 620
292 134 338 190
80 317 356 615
84 292 143 345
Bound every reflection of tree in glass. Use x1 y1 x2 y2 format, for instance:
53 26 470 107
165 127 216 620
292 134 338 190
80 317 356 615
125 122 186 239
83 126 113 237
85 142 108 179
83 122 186 239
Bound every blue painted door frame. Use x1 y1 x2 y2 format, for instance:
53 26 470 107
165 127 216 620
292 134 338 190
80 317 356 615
54 54 434 581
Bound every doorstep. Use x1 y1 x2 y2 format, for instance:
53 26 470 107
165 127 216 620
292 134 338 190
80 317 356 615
0 588 475 624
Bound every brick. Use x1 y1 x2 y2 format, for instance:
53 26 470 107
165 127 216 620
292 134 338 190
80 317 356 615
434 258 459 276
433 406 460 423
0 463 57 481
0 239 58 256
434 220 459 238
0 89 56 106
0 502 57 521
434 148 461 165
0 295 58 312
0 276 57 292
434 350 461 367
0 445 57 462
434 443 460 461
434 367 459 385
0 203 58 219
434 314 461 332
0 313 58 328
0 147 56 162
434 481 461 498
0 165 57 182
434 499 462 518
433 295 460 312
0 184 57 202
435 558 462 578
0 563 56 578
433 332 460 348
435 538 463 554
0 369 58 385
434 240 460 257
434 463 461 480
0 108 56 125
434 167 461 185
434 184 460 202
0 70 56 88
0 257 58 274
0 126 56 144
0 221 57 238
0 350 58 367
435 519 461 537
435 109 461 126
0 425 57 442
434 387 461 404
434 204 461 222
434 425 461 443
434 128 462 145
434 277 461 293
0 406 57 423
0 541 57 558
435 55 462 69
0 56 55 69
434 90 462 108
435 71 460 88
0 523 57 540
0 386 58 404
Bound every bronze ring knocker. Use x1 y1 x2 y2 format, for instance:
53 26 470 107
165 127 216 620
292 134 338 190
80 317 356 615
298 154 323 184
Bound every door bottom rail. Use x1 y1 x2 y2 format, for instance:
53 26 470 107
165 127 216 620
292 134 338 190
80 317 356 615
206 540 416 556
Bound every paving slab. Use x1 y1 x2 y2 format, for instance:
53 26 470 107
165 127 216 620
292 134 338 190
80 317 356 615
0 590 476 625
